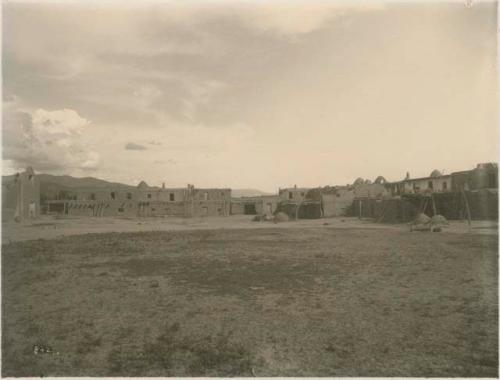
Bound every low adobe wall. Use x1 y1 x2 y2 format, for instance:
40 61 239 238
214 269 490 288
350 190 498 223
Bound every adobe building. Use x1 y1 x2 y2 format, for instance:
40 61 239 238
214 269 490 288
185 184 231 217
387 169 452 197
351 163 498 221
385 163 498 197
451 163 498 191
46 181 231 218
274 185 357 219
230 195 281 216
2 167 40 222
278 185 310 202
321 186 356 217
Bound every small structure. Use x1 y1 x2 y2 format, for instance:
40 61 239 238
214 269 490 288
230 195 281 216
275 185 355 219
321 186 356 217
2 167 40 222
409 213 449 232
278 185 310 203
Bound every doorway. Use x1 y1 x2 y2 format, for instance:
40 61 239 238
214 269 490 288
244 203 257 215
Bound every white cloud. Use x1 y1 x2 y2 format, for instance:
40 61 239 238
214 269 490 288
32 108 90 134
244 2 385 35
3 102 100 172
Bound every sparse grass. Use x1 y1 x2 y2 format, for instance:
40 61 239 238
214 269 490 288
1 227 498 376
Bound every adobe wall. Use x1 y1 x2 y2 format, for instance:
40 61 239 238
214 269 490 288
136 188 187 202
452 166 498 191
76 189 136 202
190 200 230 217
11 169 41 221
230 201 245 215
230 195 280 216
351 190 498 222
279 188 308 202
138 201 187 217
321 189 355 217
256 196 280 215
354 183 389 198
2 181 17 222
48 200 139 217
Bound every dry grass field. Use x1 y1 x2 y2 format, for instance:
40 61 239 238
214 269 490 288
2 226 498 376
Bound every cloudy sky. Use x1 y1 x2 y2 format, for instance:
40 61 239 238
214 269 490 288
2 0 497 192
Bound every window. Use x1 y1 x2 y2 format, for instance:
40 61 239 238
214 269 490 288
336 193 341 198
118 207 124 212
147 193 152 199
301 192 305 197
127 193 132 200
169 193 175 201
442 182 448 191
289 192 293 200
90 193 96 200
428 181 433 190
203 192 208 200
110 192 116 200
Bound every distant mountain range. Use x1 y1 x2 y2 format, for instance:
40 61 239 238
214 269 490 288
36 174 136 191
2 173 271 199
231 189 273 198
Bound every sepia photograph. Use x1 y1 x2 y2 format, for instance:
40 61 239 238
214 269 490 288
1 0 498 377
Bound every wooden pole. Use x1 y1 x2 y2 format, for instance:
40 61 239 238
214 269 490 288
319 195 324 218
457 192 464 221
431 194 437 216
419 197 426 215
358 200 362 220
462 189 472 226
376 202 387 223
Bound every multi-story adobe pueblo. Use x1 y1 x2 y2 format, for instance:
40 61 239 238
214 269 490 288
2 162 497 222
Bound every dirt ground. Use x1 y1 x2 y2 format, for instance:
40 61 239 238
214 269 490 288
1 214 498 243
1 218 498 376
